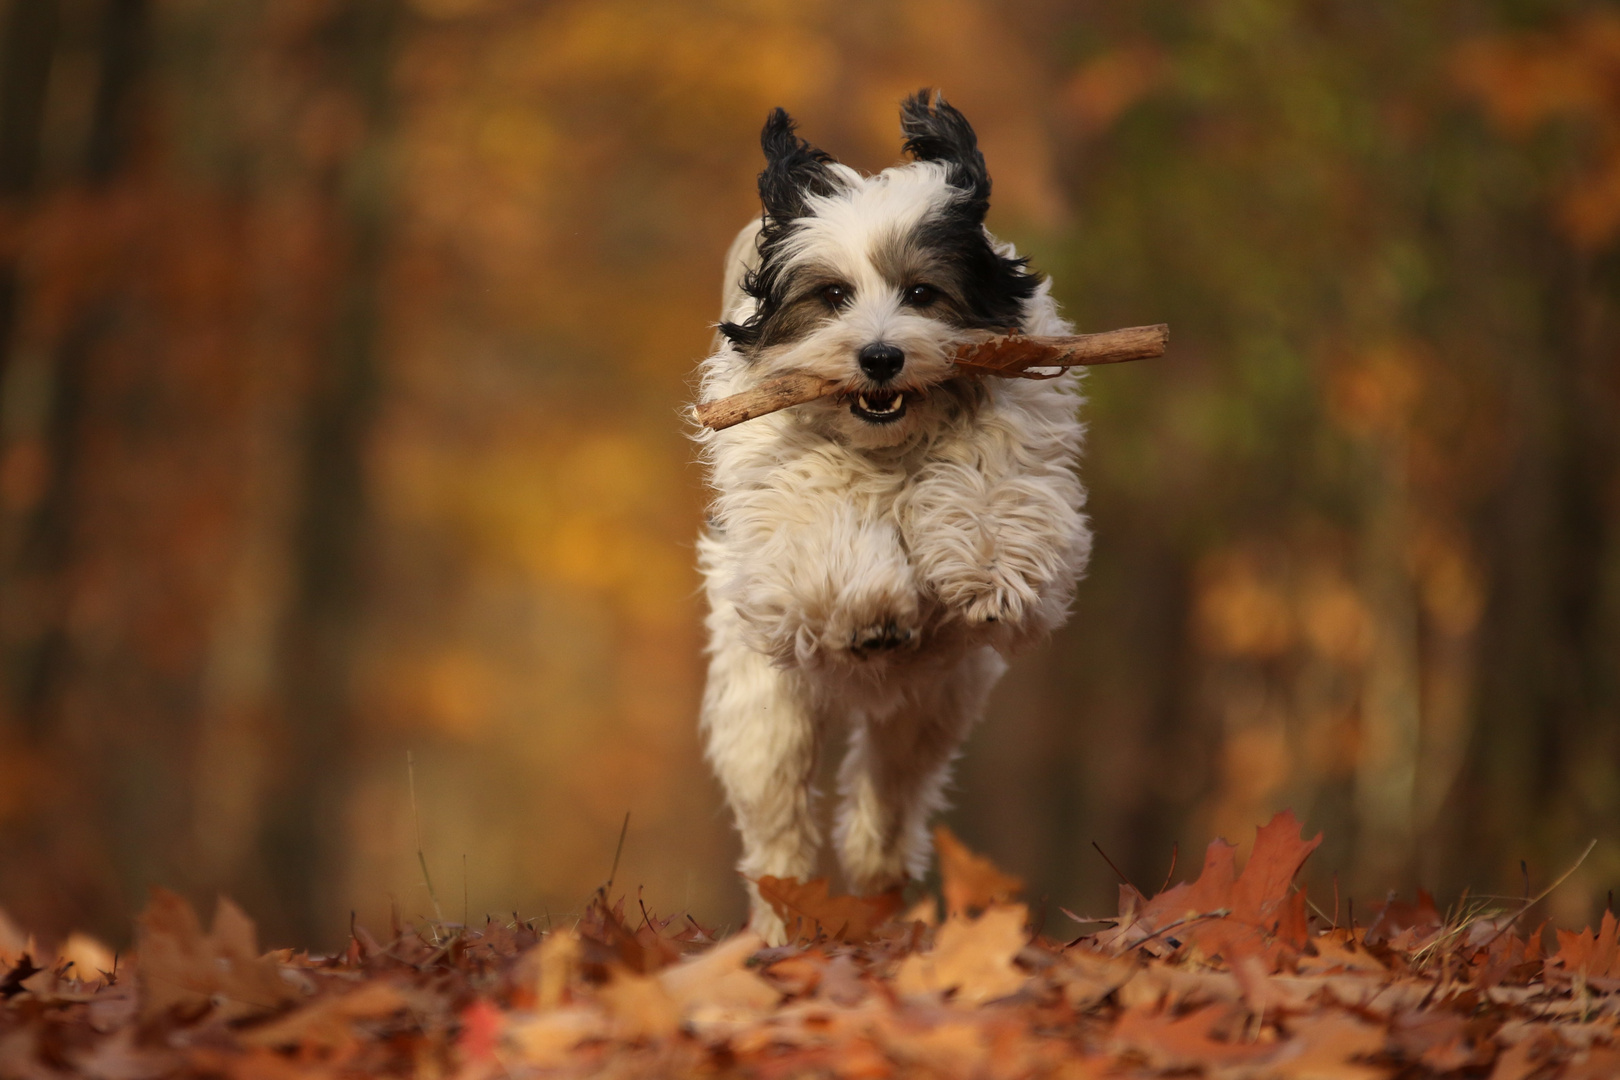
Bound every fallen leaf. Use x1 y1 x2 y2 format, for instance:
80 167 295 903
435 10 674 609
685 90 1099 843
1112 1005 1273 1069
597 970 680 1040
894 905 1030 1005
503 1007 607 1067
658 930 778 1013
239 981 411 1051
934 826 1023 916
134 889 303 1023
1299 928 1387 975
1128 809 1322 968
1364 889 1443 945
1489 1028 1560 1080
755 877 902 943
528 932 581 1008
1554 909 1620 978
1051 947 1137 1010
1268 1012 1386 1079
57 934 117 983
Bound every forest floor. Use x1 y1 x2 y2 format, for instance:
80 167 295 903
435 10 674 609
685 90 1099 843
0 811 1615 1079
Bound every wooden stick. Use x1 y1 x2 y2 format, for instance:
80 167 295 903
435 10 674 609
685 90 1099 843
695 324 1167 432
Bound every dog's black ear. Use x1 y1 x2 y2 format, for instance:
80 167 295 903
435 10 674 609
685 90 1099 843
900 89 991 221
758 107 838 225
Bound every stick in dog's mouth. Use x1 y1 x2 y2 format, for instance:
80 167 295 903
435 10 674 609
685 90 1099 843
694 324 1168 432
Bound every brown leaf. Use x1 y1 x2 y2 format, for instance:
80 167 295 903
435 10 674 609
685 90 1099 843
1127 809 1323 968
1365 888 1443 945
934 826 1023 917
1267 1013 1386 1079
135 889 303 1024
1051 947 1137 1010
1112 1005 1273 1070
658 931 779 1014
1553 908 1620 978
755 877 902 943
597 970 680 1040
1489 1029 1561 1080
894 904 1030 1005
239 982 411 1051
1298 928 1387 975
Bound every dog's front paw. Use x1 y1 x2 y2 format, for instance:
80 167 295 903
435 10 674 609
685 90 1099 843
821 585 922 665
936 563 1041 629
850 618 917 658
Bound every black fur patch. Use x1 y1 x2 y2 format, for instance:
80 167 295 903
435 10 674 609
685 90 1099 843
719 109 842 351
720 95 1038 353
899 89 1036 331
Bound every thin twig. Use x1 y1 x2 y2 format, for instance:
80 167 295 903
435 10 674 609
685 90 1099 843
1091 840 1136 890
605 811 630 893
1483 839 1599 953
1130 908 1233 952
407 750 445 932
1158 842 1179 895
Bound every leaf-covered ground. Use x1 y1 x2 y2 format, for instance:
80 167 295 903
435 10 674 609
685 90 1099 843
1 811 1616 1078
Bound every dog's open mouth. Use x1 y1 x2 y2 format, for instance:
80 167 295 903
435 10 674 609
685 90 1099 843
850 389 908 424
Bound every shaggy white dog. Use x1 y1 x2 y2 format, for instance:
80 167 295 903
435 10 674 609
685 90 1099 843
691 92 1092 943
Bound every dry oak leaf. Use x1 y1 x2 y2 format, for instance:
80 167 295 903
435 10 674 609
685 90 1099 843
1298 929 1387 976
1489 1028 1561 1080
1111 1004 1275 1070
1364 888 1443 946
894 904 1030 1005
504 1007 609 1067
935 825 1024 917
1051 947 1138 1010
1554 909 1620 979
658 931 779 1016
1129 809 1322 967
756 876 902 943
873 1012 995 1076
135 888 303 1023
521 931 582 1009
239 981 412 1052
597 970 681 1041
1267 1012 1387 1080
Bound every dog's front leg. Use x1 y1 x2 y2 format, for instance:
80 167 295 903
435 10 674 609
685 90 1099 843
721 494 922 668
901 458 1089 641
700 625 822 945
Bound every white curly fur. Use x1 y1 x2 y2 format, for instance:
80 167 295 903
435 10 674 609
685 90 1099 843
692 153 1091 944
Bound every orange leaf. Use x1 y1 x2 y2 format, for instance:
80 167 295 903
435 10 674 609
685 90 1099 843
1554 909 1620 978
135 889 304 1023
1127 810 1322 968
1113 1005 1273 1070
893 905 1030 1005
934 826 1023 917
755 877 902 943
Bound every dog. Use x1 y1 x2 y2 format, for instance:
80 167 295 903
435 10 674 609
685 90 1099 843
691 91 1092 943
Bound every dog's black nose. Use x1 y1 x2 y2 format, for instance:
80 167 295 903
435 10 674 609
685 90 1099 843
858 343 905 383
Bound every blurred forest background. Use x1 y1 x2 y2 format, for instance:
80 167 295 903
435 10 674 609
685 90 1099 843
0 0 1616 951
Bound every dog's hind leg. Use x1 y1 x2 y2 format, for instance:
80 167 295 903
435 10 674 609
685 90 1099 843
832 646 1006 895
701 631 823 944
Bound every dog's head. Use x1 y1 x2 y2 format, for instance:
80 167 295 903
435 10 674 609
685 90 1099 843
719 91 1039 446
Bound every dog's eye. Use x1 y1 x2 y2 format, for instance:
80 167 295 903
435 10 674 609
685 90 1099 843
902 283 940 307
821 284 852 309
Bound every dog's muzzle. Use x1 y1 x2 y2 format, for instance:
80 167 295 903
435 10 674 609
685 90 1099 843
858 342 905 382
850 388 908 424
